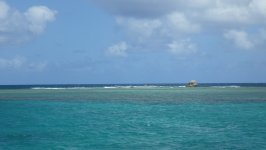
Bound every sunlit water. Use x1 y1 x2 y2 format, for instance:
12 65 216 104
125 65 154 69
1 85 266 149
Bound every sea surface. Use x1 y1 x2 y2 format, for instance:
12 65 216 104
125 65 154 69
0 83 266 149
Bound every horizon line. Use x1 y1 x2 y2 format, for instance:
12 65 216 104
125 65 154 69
1 82 266 86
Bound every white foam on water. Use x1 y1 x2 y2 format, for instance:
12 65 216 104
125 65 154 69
31 87 91 90
103 86 118 89
211 85 240 88
104 85 166 89
178 86 186 88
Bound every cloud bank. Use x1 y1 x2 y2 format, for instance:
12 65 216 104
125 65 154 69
0 0 56 45
91 0 266 56
224 30 254 49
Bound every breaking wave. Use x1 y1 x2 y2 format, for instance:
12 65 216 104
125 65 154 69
31 87 91 90
104 85 165 89
211 85 241 88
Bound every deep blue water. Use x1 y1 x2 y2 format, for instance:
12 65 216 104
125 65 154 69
0 84 266 149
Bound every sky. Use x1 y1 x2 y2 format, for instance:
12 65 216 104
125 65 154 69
0 0 266 84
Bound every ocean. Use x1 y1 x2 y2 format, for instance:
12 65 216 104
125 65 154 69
0 84 266 149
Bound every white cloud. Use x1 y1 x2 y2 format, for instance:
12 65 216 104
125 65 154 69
249 0 266 17
106 42 128 57
0 0 9 19
116 17 161 38
204 0 266 25
0 56 26 69
224 30 254 49
94 0 266 55
167 39 197 55
92 0 266 25
116 12 200 40
164 12 200 34
205 5 252 24
109 12 200 56
0 1 56 45
0 56 47 71
25 6 57 34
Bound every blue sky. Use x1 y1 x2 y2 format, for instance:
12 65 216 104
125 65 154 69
0 0 266 84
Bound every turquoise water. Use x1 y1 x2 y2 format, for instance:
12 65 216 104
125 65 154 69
1 86 266 149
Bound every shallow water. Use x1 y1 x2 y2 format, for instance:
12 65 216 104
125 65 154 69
1 86 266 149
